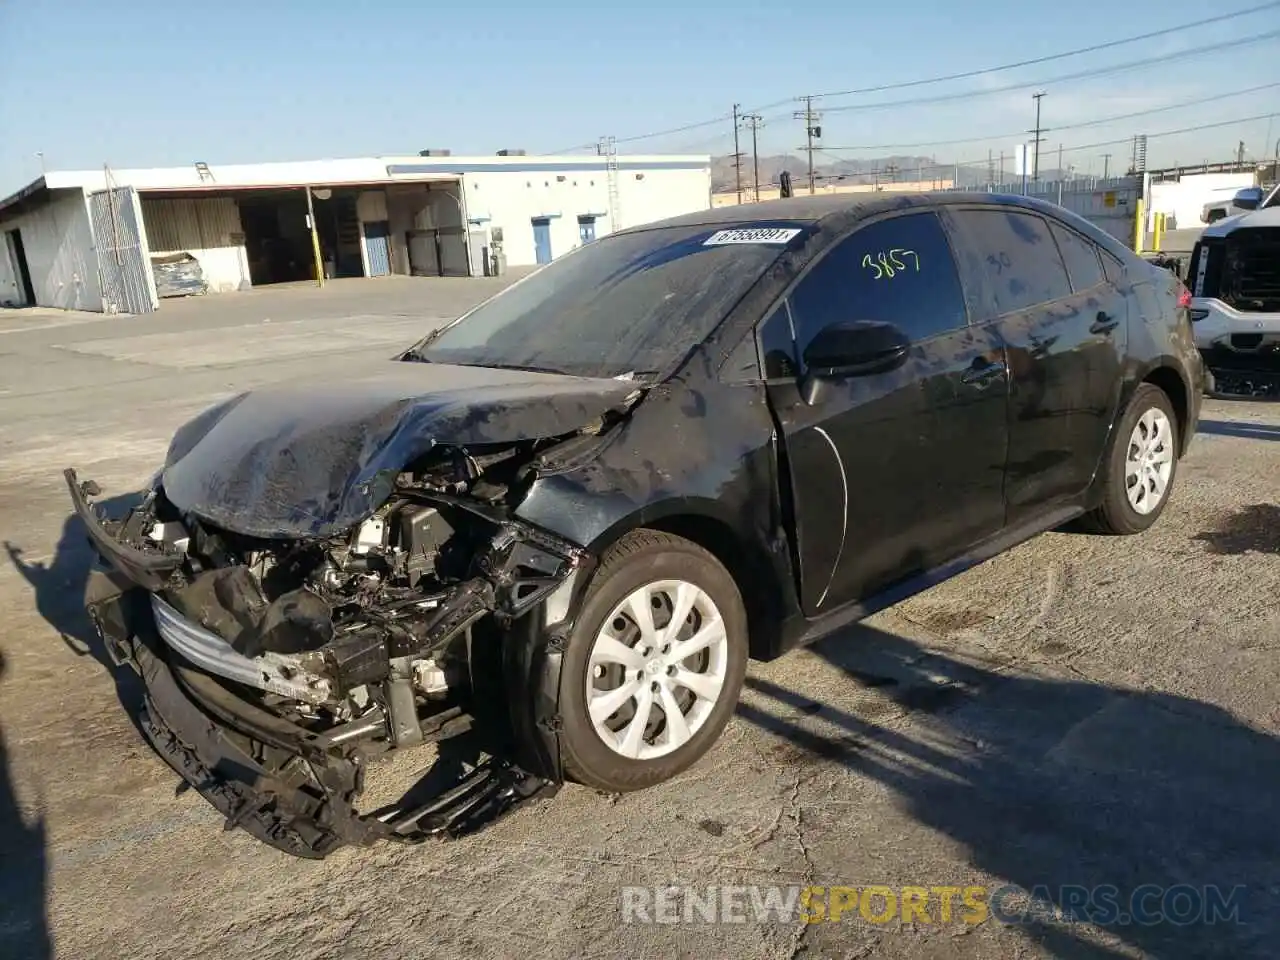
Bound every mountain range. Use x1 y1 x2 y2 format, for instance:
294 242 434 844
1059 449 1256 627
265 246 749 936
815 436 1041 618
710 153 1077 192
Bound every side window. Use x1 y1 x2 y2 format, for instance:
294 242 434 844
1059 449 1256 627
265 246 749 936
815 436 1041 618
1049 222 1104 291
1101 250 1125 285
959 209 1072 315
788 211 967 356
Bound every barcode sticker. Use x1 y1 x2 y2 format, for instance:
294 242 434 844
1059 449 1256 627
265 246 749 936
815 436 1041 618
703 227 802 246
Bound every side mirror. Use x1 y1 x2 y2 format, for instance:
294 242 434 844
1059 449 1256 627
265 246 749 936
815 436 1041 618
803 320 910 377
1233 187 1263 211
799 320 911 404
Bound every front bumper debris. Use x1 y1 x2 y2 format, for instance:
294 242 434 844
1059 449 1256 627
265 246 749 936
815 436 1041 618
96 575 562 857
71 464 574 858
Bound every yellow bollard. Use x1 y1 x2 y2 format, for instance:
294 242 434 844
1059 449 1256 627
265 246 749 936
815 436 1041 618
1134 198 1146 253
1153 211 1165 252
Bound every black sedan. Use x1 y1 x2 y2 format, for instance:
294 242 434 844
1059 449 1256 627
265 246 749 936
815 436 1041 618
68 192 1203 857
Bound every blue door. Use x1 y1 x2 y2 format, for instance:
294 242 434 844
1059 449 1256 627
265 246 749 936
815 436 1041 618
578 216 596 244
532 218 553 265
364 220 391 276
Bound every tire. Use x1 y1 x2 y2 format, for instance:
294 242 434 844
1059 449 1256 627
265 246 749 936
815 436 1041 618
558 529 748 793
1081 383 1180 535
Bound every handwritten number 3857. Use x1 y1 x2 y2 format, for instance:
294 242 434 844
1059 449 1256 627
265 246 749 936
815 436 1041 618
861 248 919 279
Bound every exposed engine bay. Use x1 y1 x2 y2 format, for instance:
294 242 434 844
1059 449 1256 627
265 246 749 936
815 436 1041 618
68 437 595 858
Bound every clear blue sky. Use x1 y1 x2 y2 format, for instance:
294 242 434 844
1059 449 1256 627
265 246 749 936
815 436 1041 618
1 0 1277 192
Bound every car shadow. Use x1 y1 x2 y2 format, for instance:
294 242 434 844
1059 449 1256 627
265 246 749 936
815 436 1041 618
0 650 52 960
736 622 1278 959
4 492 143 671
3 494 148 734
1196 419 1280 442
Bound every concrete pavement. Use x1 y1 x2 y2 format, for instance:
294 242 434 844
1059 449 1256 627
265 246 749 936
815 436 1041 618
0 277 1277 960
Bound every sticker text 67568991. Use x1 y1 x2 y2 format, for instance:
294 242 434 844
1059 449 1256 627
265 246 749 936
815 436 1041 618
703 227 802 246
862 248 919 279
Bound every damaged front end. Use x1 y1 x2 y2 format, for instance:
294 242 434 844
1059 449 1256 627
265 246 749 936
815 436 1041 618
67 437 593 858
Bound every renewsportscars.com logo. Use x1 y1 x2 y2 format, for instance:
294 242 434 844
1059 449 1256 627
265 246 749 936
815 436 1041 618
620 884 1246 927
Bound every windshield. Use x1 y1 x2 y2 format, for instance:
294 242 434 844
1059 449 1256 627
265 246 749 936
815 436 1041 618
414 222 807 380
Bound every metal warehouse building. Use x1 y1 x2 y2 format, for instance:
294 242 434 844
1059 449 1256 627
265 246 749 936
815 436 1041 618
0 151 711 313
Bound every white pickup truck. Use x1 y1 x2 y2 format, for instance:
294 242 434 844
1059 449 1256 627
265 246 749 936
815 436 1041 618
1201 185 1267 224
1187 182 1280 390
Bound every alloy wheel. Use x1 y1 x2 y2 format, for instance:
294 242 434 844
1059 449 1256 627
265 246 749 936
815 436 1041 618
1124 407 1174 515
585 579 729 760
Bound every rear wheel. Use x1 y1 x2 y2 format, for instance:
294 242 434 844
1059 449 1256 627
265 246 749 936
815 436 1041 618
1082 383 1179 535
558 530 748 793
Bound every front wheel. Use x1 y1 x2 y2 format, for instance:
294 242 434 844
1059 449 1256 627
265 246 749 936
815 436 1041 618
557 530 748 793
1081 383 1179 535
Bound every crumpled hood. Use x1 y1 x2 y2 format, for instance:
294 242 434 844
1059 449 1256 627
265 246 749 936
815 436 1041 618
160 360 638 539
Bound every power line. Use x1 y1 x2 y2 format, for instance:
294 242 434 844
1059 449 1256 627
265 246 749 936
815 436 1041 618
817 81 1280 152
793 113 1278 186
818 27 1280 116
546 2 1279 153
806 1 1280 100
941 112 1279 171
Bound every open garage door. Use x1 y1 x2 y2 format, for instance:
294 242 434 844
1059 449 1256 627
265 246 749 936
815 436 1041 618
89 186 156 314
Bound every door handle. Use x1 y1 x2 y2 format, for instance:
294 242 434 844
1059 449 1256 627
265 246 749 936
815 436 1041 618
1090 312 1119 335
961 357 1006 386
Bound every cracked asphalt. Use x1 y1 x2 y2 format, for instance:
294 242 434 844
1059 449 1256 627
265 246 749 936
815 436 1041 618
1 277 1277 960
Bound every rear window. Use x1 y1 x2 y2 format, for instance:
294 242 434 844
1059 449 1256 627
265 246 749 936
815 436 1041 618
958 209 1073 315
417 223 807 380
1049 222 1105 291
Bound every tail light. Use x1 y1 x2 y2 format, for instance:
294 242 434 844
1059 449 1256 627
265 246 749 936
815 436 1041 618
1176 283 1192 309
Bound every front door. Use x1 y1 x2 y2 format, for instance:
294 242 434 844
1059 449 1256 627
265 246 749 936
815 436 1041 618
762 210 1010 615
949 207 1127 520
532 218 553 264
364 220 391 277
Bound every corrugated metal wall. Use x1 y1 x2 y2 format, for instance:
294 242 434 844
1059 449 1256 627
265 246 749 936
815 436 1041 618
141 196 251 293
0 190 104 310
89 187 157 314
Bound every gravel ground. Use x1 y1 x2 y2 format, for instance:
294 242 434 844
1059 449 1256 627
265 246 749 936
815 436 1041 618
0 278 1276 960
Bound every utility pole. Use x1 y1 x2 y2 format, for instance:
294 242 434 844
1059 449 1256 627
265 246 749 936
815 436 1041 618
732 104 743 205
999 151 1005 183
794 96 822 194
1102 153 1111 179
1030 92 1047 183
1057 143 1063 181
1237 140 1246 165
987 149 994 185
743 113 764 202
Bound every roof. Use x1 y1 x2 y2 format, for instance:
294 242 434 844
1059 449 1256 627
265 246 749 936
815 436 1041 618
620 190 1085 231
0 152 710 216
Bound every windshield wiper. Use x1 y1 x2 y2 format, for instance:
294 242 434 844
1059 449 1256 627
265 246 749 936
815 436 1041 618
400 347 431 363
474 363 567 376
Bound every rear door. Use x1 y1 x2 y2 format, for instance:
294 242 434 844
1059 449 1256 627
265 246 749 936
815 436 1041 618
760 210 1010 615
950 207 1126 522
